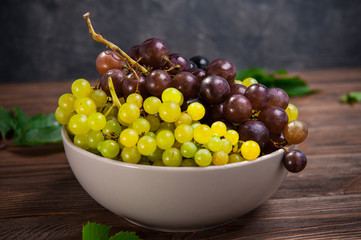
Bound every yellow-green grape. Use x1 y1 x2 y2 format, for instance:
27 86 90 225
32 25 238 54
193 124 212 144
102 102 118 121
145 115 160 132
211 121 227 137
158 101 181 123
132 118 150 135
126 93 143 108
285 103 298 122
229 153 245 163
162 148 182 167
174 112 193 126
143 96 161 114
118 102 140 124
86 130 104 149
153 159 165 166
194 149 212 167
89 89 108 107
187 102 205 121
121 146 141 164
174 124 193 143
156 129 175 150
180 142 197 158
74 97 97 116
242 77 258 87
212 151 229 165
147 147 164 162
224 130 239 145
55 107 74 125
207 135 222 152
191 122 201 129
220 138 233 154
138 158 151 165
180 158 198 167
71 78 92 98
241 140 260 160
87 112 106 131
158 122 175 132
68 114 89 136
119 128 139 147
137 135 157 156
234 80 242 84
73 135 90 150
58 93 76 114
161 87 183 105
101 119 122 140
99 139 120 159
144 131 156 138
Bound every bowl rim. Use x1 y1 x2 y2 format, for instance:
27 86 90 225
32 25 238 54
62 126 287 172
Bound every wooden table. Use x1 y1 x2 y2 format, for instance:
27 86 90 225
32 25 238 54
1 68 361 239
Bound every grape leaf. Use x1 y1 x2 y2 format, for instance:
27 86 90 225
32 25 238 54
82 222 142 240
109 231 142 240
340 92 361 105
0 106 13 139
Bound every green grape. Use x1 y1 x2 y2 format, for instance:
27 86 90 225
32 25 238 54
180 158 198 167
187 102 205 121
73 135 90 150
241 140 260 160
99 139 120 159
156 129 175 150
143 96 161 114
138 158 151 165
119 128 139 147
132 118 150 134
224 130 239 145
55 107 74 125
207 135 222 152
162 148 182 167
211 121 227 137
161 87 183 105
285 103 298 122
118 102 140 124
87 112 106 131
126 93 143 108
194 149 212 167
137 135 157 156
144 131 156 138
145 115 161 132
193 124 212 144
174 112 193 126
220 138 233 154
180 142 197 158
158 122 175 132
229 153 245 163
158 101 181 123
242 77 258 87
97 141 104 153
58 93 76 114
147 147 164 162
89 89 108 107
68 114 89 136
174 124 193 143
102 102 118 121
101 119 122 139
121 146 141 164
153 159 165 166
191 122 201 129
74 97 97 115
212 151 229 165
86 130 104 149
71 78 92 98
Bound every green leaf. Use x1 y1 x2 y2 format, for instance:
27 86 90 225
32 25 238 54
109 231 142 240
82 222 111 240
340 92 361 105
273 77 312 97
0 106 13 139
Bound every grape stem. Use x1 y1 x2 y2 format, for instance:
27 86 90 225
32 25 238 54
270 139 290 153
104 77 122 118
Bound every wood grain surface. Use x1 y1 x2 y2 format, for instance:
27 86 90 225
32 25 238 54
1 68 361 239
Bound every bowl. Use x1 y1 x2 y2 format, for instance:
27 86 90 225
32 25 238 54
61 126 288 232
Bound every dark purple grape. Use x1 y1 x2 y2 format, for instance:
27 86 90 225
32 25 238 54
96 50 126 75
122 73 148 98
172 71 200 100
268 88 289 109
244 83 270 111
128 45 140 61
189 60 197 69
258 106 289 134
224 94 252 123
166 53 191 75
230 83 247 95
139 38 169 68
206 58 236 86
283 150 307 173
208 103 225 123
101 69 126 97
238 120 269 150
145 70 171 97
189 68 207 82
200 75 231 105
190 56 209 70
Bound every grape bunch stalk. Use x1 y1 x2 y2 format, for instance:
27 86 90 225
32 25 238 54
55 12 308 172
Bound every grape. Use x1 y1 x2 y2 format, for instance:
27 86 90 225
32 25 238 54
58 93 76 113
229 153 245 163
211 121 227 137
258 106 288 135
285 103 298 122
139 38 169 68
208 103 224 123
74 97 97 116
223 94 252 123
101 69 126 97
101 119 122 140
162 148 182 167
220 138 233 154
156 129 175 150
118 102 140 124
147 147 164 162
244 83 270 111
87 112 106 131
212 151 229 165
126 93 143 108
73 135 90 150
158 101 181 123
174 124 193 143
194 149 212 167
268 88 289 109
206 58 236 85
283 150 307 173
186 102 205 121
180 158 198 167
193 124 212 144
71 79 92 98
238 120 269 150
284 120 308 144
200 75 230 105
180 142 197 158
242 77 258 87
121 146 141 164
99 139 120 159
145 70 171 97
132 118 150 134
89 89 108 107
96 50 125 75
55 107 74 125
166 53 191 74
190 56 209 70
145 115 161 132
189 68 207 82
143 96 162 114
161 87 183 105
171 72 200 100
119 128 139 147
174 112 193 126
241 140 260 160
189 60 197 69
158 122 175 132
137 135 157 156
230 83 247 96
224 130 239 145
207 135 222 152
128 45 140 61
68 114 89 136
86 130 104 149
122 72 148 99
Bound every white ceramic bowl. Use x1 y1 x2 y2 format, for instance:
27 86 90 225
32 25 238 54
62 127 288 232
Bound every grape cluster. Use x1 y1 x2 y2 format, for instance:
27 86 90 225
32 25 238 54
55 16 308 172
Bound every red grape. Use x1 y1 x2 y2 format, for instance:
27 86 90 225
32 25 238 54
96 50 125 75
238 120 269 150
139 38 169 68
172 71 200 100
101 69 126 96
244 83 270 111
200 75 231 105
224 94 252 123
206 58 236 85
258 106 288 134
145 70 171 97
268 88 289 109
283 150 307 173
